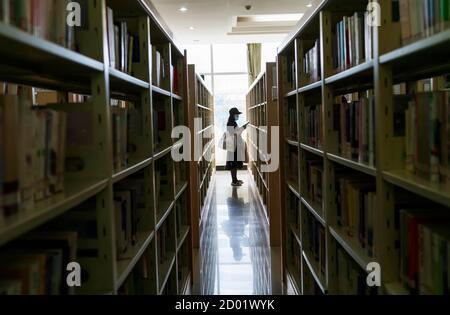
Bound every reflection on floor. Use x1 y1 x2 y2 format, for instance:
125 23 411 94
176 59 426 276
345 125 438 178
198 170 272 295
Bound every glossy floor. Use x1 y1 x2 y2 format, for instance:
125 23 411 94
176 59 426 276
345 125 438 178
196 170 277 295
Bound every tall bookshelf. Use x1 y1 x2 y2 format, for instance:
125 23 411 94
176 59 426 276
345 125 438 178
278 0 450 295
246 62 282 246
0 0 191 295
187 65 215 290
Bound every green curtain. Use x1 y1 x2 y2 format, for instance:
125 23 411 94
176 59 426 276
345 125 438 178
247 43 261 87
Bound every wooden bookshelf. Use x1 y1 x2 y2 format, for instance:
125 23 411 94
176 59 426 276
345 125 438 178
0 0 191 295
246 62 282 249
278 0 450 295
187 65 215 289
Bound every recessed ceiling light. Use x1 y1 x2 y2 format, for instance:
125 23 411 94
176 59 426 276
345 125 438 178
179 6 188 12
189 26 195 30
306 3 313 7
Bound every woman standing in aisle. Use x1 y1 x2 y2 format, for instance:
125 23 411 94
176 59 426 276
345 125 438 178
225 107 248 186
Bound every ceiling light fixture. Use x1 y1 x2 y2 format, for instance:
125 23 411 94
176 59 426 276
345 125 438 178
306 3 313 7
189 26 195 30
179 6 188 12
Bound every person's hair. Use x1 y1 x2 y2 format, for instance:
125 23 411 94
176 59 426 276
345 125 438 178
227 113 236 125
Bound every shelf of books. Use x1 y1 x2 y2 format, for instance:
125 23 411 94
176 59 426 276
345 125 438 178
187 65 215 287
246 62 282 248
0 0 191 295
278 0 450 295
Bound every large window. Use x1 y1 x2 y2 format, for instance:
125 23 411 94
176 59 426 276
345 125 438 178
186 43 279 166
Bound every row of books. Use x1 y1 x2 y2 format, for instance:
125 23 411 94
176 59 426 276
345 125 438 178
0 0 75 49
197 107 213 129
106 7 139 74
0 230 77 295
248 78 266 106
199 163 212 210
305 158 323 210
336 247 378 295
303 40 321 83
287 101 298 140
111 99 140 173
398 0 450 44
304 210 326 278
152 46 169 89
335 173 376 258
196 78 211 107
333 92 376 167
288 148 299 185
305 104 323 149
1 85 66 218
114 174 146 260
403 91 450 183
399 208 450 295
334 11 373 72
249 105 267 128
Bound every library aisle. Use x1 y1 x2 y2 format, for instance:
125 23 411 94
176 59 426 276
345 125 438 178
197 171 272 295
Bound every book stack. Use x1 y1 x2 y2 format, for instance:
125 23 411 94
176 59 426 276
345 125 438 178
106 7 139 74
0 230 78 295
336 247 378 295
399 0 450 44
1 84 67 219
333 91 376 166
334 10 373 71
0 0 75 49
305 104 323 149
305 211 326 278
114 175 145 260
287 100 298 140
398 208 450 295
303 40 321 83
403 91 450 183
152 46 169 89
306 158 323 210
335 173 376 257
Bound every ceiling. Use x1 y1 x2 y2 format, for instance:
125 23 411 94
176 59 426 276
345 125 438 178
151 0 312 45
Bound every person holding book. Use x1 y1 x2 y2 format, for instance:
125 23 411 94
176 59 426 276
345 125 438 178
225 107 248 186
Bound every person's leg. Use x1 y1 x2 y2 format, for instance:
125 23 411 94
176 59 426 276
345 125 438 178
231 168 238 184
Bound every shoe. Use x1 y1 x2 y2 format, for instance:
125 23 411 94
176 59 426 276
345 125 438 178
237 180 244 184
231 182 242 187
